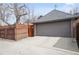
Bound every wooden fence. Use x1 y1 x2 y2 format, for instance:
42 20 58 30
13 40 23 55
0 24 33 41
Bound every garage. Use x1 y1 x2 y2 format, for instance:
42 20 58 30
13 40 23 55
33 10 77 37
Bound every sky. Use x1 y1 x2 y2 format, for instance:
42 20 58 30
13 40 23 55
1 3 79 25
27 3 79 17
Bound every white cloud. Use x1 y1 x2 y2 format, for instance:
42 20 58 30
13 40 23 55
65 3 74 5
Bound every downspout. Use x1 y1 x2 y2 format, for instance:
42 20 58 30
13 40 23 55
71 18 75 38
72 18 77 42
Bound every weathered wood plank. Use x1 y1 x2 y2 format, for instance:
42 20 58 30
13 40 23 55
0 24 33 40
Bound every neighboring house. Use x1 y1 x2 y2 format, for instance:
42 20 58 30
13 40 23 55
33 10 79 37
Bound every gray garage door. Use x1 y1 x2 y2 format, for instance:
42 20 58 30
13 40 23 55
35 21 71 37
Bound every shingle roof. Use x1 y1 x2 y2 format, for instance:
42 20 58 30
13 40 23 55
33 10 78 23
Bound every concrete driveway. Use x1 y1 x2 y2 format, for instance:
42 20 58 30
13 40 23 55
0 36 79 55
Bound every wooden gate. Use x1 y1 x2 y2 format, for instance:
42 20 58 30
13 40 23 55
28 24 34 37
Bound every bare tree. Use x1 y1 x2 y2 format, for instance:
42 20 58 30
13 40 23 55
0 4 11 25
72 7 79 15
8 3 30 24
0 3 32 25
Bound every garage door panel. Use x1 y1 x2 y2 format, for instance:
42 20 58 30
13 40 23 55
36 21 71 37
